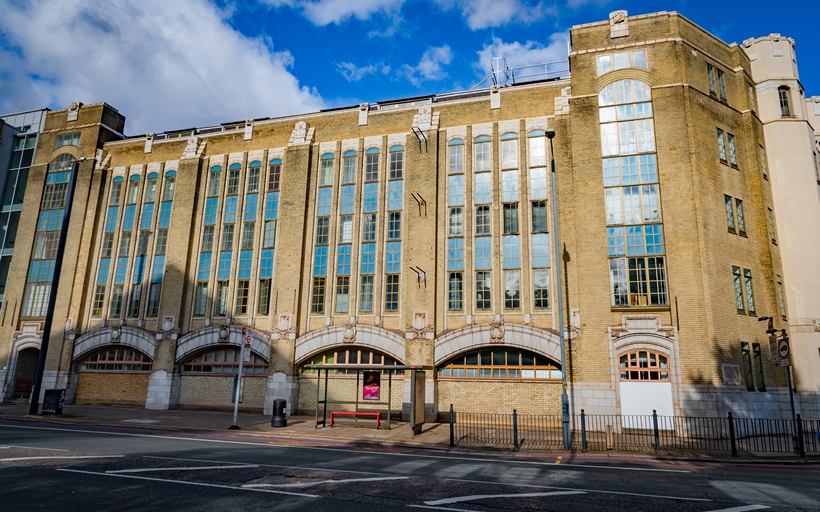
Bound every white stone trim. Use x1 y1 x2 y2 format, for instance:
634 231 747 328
227 152 245 167
497 120 520 136
112 166 126 178
146 162 161 174
73 327 156 361
248 150 265 164
387 133 408 147
209 155 225 168
363 136 382 152
175 326 271 362
341 138 358 154
434 324 561 366
526 117 548 132
319 141 337 154
471 122 493 138
268 148 285 160
128 164 144 177
294 325 406 364
447 126 467 140
165 160 179 171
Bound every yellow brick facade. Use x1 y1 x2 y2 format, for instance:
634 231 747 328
0 10 815 420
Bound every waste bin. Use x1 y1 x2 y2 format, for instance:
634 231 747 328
271 399 287 427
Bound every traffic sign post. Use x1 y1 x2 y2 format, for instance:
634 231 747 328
229 327 248 430
778 337 790 367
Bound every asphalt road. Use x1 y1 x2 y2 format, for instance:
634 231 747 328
1 419 819 511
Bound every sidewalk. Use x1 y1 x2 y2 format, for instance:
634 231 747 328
0 402 816 463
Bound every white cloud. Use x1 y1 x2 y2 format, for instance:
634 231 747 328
434 0 549 30
336 62 391 82
399 45 453 87
259 0 405 26
475 32 570 81
0 0 325 134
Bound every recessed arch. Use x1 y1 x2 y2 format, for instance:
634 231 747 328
294 325 405 364
175 325 270 362
434 324 561 366
73 326 156 361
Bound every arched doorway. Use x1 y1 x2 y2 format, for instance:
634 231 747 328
12 348 39 399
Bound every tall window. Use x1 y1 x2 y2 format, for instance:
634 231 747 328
447 139 464 311
529 130 550 311
500 133 520 311
93 176 123 317
776 275 786 319
778 86 792 117
732 266 755 314
195 166 221 315
599 80 667 307
474 135 492 312
146 170 175 317
23 154 74 317
312 154 335 315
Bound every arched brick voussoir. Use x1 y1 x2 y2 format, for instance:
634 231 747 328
612 333 675 356
73 327 156 361
175 326 271 362
294 325 406 364
434 323 562 366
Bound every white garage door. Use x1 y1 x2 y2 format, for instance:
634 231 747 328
619 381 673 428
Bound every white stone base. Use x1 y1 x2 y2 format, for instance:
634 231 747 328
0 369 9 402
678 384 820 419
145 370 180 410
39 371 70 405
401 375 436 422
569 382 618 415
263 372 299 416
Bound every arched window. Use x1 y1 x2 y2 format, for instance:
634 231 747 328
48 153 75 173
299 347 404 375
618 350 669 381
268 159 282 192
181 347 269 374
778 86 792 117
364 148 380 182
227 163 241 195
438 348 561 380
599 79 667 307
389 146 404 180
80 347 153 372
208 165 222 197
247 162 261 193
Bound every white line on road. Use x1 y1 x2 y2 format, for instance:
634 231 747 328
244 476 409 489
407 505 474 511
0 445 70 451
0 455 124 462
426 491 586 505
444 477 713 502
0 424 690 474
107 464 258 474
707 506 770 512
55 468 319 498
142 455 384 475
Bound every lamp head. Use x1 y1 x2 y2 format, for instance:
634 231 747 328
545 128 556 140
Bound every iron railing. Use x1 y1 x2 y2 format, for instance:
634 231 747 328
447 405 819 455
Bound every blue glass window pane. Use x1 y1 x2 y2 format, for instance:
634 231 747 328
223 196 238 223
317 188 332 216
644 224 664 255
197 253 212 281
122 205 136 231
447 238 463 271
151 255 165 283
363 183 378 213
218 252 233 280
607 227 625 257
114 258 128 284
388 181 403 211
105 207 119 232
244 194 258 222
313 246 328 276
385 242 401 273
265 192 279 220
626 225 644 256
360 243 376 274
531 233 551 267
158 202 172 229
475 237 492 270
238 250 252 279
97 258 110 285
337 244 352 275
140 203 154 230
259 249 274 278
204 197 218 225
340 185 355 215
503 235 520 269
133 256 146 283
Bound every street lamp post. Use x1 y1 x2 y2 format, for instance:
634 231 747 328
546 129 571 449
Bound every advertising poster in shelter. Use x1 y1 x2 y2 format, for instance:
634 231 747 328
363 371 380 401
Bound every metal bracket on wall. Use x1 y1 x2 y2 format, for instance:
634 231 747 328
411 193 427 217
410 267 427 288
411 126 428 152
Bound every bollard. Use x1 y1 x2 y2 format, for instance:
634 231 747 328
449 404 455 448
513 409 519 452
652 409 660 455
606 424 614 450
728 412 738 457
271 399 287 427
581 409 588 453
796 414 806 457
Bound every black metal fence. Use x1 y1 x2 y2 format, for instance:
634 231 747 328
447 405 820 455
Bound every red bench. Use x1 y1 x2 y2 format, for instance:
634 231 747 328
329 411 381 429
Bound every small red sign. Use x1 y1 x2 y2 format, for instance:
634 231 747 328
778 338 790 359
245 335 252 347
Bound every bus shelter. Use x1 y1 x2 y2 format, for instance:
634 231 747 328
304 364 424 431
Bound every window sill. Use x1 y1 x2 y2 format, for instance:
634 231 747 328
739 232 748 238
611 306 671 313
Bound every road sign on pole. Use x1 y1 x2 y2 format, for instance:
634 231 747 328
778 337 790 366
245 335 252 347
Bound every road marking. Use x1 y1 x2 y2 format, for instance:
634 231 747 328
142 455 383 475
0 445 70 451
0 455 124 462
55 469 318 498
0 424 690 474
426 490 586 505
707 506 770 512
444 478 712 502
244 476 409 488
408 505 474 511
107 464 258 474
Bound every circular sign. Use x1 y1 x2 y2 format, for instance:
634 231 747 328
778 338 790 359
242 327 247 336
245 335 252 347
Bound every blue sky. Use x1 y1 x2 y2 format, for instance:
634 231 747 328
1 0 817 135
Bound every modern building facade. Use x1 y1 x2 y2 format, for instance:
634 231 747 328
0 10 817 420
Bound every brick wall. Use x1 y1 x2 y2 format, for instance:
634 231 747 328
74 372 149 405
178 375 266 410
438 379 562 416
298 375 404 416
